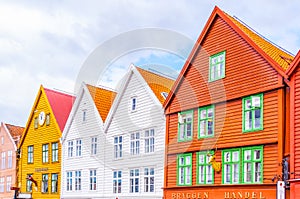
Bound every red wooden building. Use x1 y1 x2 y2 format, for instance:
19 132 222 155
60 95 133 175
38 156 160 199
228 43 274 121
163 6 297 199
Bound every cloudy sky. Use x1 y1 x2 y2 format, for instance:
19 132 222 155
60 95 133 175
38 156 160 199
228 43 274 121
1 0 299 126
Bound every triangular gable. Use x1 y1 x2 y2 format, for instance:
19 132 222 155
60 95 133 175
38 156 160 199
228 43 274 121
44 88 75 132
286 50 300 77
164 6 293 109
104 64 174 131
2 122 24 151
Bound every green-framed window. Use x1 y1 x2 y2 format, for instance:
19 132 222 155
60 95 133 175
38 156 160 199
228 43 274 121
209 51 226 81
198 105 214 138
197 151 214 184
242 94 263 132
177 153 192 186
178 110 193 142
242 146 263 183
42 144 49 163
222 149 240 184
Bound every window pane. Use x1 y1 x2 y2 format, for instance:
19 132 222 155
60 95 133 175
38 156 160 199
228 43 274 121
254 109 261 128
244 150 251 161
254 150 261 160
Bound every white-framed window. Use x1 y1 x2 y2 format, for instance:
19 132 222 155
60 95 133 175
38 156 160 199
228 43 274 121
52 142 59 162
51 173 58 193
82 110 87 122
26 174 32 192
89 169 97 190
114 136 122 159
68 141 73 157
41 174 48 193
66 171 73 191
0 177 4 192
129 169 139 193
34 117 38 129
131 97 137 111
1 152 6 169
130 132 140 156
145 129 155 153
197 151 214 184
46 113 50 125
7 150 13 168
178 110 193 142
27 146 34 163
6 176 12 192
76 139 82 157
113 170 122 194
209 51 226 81
1 136 4 145
144 168 154 192
42 144 49 163
75 170 81 191
91 137 97 155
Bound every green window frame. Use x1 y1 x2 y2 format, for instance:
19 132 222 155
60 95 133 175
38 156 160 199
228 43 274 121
177 153 192 186
52 142 59 162
242 93 263 132
197 151 214 184
178 110 193 142
242 146 263 184
222 149 240 184
209 51 226 81
42 144 49 163
198 105 214 138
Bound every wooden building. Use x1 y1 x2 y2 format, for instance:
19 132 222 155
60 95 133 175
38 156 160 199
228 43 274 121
61 82 116 199
163 6 295 199
0 122 24 199
17 85 74 199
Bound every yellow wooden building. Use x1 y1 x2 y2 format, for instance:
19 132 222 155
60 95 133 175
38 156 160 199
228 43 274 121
17 85 74 199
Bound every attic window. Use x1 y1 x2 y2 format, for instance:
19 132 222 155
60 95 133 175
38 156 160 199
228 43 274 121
131 97 137 112
161 92 168 99
209 51 226 82
46 114 50 126
82 110 87 122
34 117 38 129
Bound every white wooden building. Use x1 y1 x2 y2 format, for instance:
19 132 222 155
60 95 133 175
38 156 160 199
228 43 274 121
102 65 174 199
61 82 116 199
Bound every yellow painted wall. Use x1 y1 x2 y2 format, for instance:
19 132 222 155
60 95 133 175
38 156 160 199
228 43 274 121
19 89 61 199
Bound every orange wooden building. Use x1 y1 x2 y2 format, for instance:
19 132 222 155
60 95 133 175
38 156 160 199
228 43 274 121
163 6 296 199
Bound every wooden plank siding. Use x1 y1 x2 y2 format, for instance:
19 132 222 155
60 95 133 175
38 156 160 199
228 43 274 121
166 16 282 115
167 90 280 155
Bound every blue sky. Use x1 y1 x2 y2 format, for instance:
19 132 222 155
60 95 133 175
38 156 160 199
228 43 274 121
1 0 300 126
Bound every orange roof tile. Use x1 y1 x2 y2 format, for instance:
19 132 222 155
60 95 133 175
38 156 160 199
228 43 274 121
86 85 117 122
5 123 24 139
225 12 294 70
136 67 175 104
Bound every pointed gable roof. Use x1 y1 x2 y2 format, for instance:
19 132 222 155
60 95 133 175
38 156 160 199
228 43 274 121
286 50 300 77
44 88 75 131
5 123 24 140
136 67 175 105
86 84 117 122
164 6 294 109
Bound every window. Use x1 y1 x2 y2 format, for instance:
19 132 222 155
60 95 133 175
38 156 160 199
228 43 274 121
76 139 82 157
197 151 214 184
6 176 11 192
131 97 137 111
8 150 12 168
243 94 263 132
52 142 59 162
113 171 122 194
82 110 87 122
1 136 3 145
177 153 192 186
223 149 240 184
42 144 49 163
178 110 193 142
242 146 263 183
51 174 58 193
91 137 97 155
129 169 139 193
46 114 50 125
1 152 5 169
0 177 4 192
145 129 155 153
89 169 97 190
198 106 214 138
144 168 154 192
66 171 72 191
75 170 81 191
68 141 73 158
41 174 48 193
130 132 140 156
34 117 38 129
114 136 122 159
209 51 226 81
28 145 33 163
161 92 168 99
26 174 32 192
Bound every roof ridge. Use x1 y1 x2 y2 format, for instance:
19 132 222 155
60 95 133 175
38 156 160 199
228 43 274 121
44 87 75 97
136 66 176 81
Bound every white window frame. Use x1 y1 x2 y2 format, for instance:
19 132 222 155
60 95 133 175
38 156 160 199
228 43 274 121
89 169 97 191
114 136 122 159
0 177 4 193
75 170 82 191
144 167 154 192
129 168 140 193
7 150 12 168
67 141 73 158
131 97 137 112
145 129 155 153
91 136 97 155
1 152 6 169
41 174 48 193
66 171 73 191
130 132 140 156
76 139 82 157
6 176 11 192
113 170 122 194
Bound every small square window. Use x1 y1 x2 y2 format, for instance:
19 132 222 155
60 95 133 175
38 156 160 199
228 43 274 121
209 51 226 81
